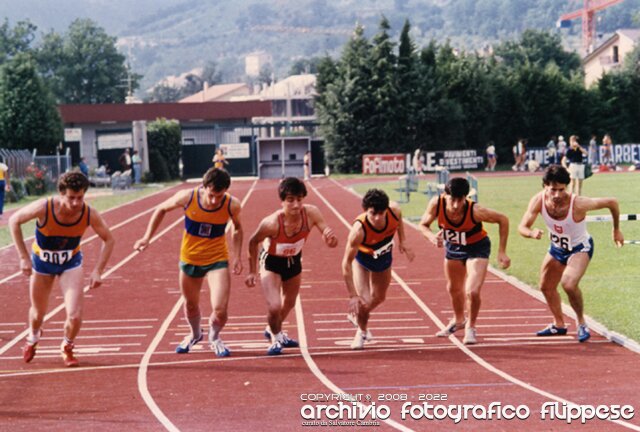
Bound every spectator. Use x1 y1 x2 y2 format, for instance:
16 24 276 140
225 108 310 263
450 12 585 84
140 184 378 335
562 135 588 196
588 135 598 165
78 157 89 177
601 134 614 168
132 150 142 184
411 149 422 174
512 139 526 171
119 148 132 172
303 150 311 180
212 149 229 170
485 142 496 171
0 160 9 219
546 136 557 165
557 135 567 163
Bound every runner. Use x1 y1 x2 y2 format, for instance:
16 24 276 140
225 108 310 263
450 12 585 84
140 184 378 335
342 189 414 349
419 177 510 344
245 177 337 355
9 172 115 367
134 167 243 357
518 164 624 342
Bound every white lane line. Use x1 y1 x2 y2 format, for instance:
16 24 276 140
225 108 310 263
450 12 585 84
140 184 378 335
50 318 159 324
295 297 413 432
326 178 640 432
39 326 154 331
313 311 417 317
313 318 422 324
137 179 257 432
315 326 430 332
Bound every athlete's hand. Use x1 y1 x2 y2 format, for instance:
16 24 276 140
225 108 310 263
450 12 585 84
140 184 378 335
348 295 363 316
498 252 511 269
19 257 32 277
245 272 257 287
323 227 338 248
232 258 243 275
613 228 624 248
430 230 444 248
133 237 149 252
529 228 544 240
399 244 415 262
89 270 103 289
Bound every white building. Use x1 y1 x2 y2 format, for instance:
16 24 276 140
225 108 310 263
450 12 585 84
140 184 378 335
583 29 640 87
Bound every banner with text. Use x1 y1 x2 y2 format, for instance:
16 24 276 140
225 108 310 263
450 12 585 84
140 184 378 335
362 153 407 174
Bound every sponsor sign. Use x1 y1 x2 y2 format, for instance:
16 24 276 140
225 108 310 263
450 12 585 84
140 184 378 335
362 154 406 175
219 143 250 159
64 128 82 142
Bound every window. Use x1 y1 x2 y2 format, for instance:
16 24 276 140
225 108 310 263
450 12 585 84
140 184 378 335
613 45 619 63
272 154 279 161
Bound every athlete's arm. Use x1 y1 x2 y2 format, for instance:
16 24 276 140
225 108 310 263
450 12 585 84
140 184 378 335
88 208 115 289
518 193 544 240
244 215 278 287
133 189 191 251
342 223 365 315
419 196 443 248
390 202 414 262
8 198 47 276
575 196 624 247
474 204 511 269
306 204 338 248
228 197 244 275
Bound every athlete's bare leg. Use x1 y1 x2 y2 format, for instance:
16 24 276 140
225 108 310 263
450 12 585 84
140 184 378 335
260 270 284 336
539 253 566 328
28 272 56 339
59 266 85 341
179 271 204 338
444 259 467 325
206 267 230 340
561 252 590 326
464 258 489 328
352 261 371 331
280 273 301 325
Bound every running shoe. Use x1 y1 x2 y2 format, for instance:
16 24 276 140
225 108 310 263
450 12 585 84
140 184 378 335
577 324 591 343
61 341 79 367
346 313 358 327
22 330 42 363
175 332 203 354
265 327 300 348
350 329 368 350
463 327 478 345
211 338 230 357
263 326 272 341
536 324 568 337
435 320 466 337
267 341 283 356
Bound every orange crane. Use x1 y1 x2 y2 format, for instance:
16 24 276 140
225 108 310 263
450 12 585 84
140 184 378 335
558 0 624 54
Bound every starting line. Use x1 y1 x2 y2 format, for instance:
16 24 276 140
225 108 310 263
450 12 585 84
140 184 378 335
585 214 639 222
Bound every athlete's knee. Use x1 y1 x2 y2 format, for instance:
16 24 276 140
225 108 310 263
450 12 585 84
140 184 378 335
466 288 481 301
66 315 82 329
560 277 579 293
370 292 386 309
183 301 201 316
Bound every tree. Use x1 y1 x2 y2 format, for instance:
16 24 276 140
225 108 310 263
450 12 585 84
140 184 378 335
147 118 181 180
0 19 37 65
0 53 62 153
37 19 139 103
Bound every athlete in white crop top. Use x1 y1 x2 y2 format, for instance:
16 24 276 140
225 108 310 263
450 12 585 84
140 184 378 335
519 165 624 343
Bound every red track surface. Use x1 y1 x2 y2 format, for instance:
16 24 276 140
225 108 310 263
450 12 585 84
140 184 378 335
1 178 638 431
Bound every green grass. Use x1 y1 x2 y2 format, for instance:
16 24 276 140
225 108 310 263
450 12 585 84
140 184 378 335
0 184 176 248
352 173 640 342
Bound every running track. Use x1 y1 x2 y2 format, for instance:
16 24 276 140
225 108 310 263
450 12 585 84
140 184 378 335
0 178 638 431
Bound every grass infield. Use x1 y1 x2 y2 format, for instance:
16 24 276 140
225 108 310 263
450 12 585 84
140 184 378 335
351 172 640 343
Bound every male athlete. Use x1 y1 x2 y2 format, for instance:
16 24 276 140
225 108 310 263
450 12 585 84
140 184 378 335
420 177 510 345
10 172 115 367
245 177 337 355
518 164 623 342
342 189 414 349
134 167 243 357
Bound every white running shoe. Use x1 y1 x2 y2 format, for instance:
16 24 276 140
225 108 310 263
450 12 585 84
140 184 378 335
463 327 478 345
210 338 230 357
436 320 466 337
175 332 203 354
350 329 373 350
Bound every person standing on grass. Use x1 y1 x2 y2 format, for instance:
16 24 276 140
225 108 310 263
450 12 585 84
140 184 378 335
10 172 115 367
245 177 338 355
562 135 588 196
518 164 624 343
342 189 414 350
134 167 243 357
419 177 510 345
0 160 9 219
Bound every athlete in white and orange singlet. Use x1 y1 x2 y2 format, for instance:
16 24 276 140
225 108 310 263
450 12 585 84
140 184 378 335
245 177 337 355
420 177 510 345
519 164 623 343
134 168 243 357
10 172 114 367
342 189 414 350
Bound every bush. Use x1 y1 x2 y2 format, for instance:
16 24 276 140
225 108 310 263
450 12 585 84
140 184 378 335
148 149 170 182
24 164 48 195
5 178 27 202
147 118 181 179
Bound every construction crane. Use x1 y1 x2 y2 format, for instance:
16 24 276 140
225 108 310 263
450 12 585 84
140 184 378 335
558 0 624 55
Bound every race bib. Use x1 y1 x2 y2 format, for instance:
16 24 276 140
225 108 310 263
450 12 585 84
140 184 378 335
39 249 73 265
372 240 393 259
443 229 467 245
198 223 213 237
550 232 572 251
275 238 305 257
